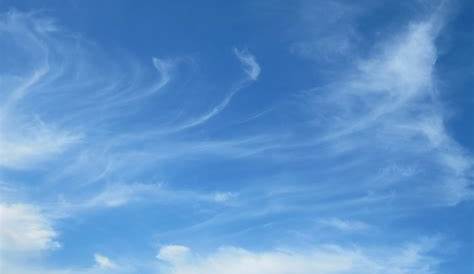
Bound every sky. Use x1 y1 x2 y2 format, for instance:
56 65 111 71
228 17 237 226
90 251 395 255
0 0 473 273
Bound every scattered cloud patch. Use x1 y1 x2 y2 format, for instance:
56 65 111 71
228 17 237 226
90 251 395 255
234 48 261 81
152 57 177 90
212 191 237 203
157 245 191 264
0 118 82 169
318 218 370 232
94 253 118 269
0 203 59 251
84 182 163 208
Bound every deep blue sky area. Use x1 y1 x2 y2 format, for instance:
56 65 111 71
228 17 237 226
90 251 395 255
0 1 473 274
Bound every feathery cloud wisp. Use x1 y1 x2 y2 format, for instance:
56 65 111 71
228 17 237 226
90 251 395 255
234 48 261 81
172 48 261 130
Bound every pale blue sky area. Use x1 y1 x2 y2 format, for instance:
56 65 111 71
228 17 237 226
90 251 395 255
0 1 473 274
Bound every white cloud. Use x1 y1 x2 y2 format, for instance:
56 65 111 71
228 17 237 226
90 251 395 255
0 6 466 274
213 191 237 203
302 8 473 206
174 91 238 129
234 48 261 80
156 49 261 130
94 253 118 269
157 245 191 264
152 57 177 91
0 117 82 169
0 11 177 171
318 218 370 232
152 58 172 86
160 241 440 274
49 182 240 218
356 21 438 97
0 203 59 251
84 182 162 208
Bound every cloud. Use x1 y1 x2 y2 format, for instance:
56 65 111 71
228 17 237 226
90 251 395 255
0 14 265 165
172 49 261 130
0 11 175 170
3 253 125 274
0 10 268 182
157 245 191 264
0 203 59 252
159 240 440 274
47 182 242 218
174 91 238 129
213 191 237 203
318 218 370 232
355 20 438 98
1 241 441 274
0 5 469 274
152 57 176 89
234 48 261 80
0 12 82 170
289 2 361 65
299 6 473 206
94 253 118 269
0 117 82 169
84 182 162 208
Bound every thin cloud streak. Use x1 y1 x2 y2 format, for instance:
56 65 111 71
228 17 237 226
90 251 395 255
173 48 261 130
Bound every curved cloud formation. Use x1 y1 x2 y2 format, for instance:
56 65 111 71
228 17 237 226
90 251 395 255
234 48 261 81
172 48 261 130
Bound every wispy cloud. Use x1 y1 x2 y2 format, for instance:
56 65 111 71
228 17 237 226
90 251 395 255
0 3 471 274
0 11 173 170
152 57 177 91
43 181 241 219
318 218 370 232
173 48 261 130
0 117 82 169
294 6 473 206
234 48 261 81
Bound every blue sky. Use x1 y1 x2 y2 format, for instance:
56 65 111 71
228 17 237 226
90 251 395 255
0 0 473 273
